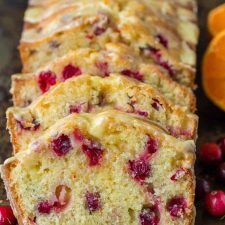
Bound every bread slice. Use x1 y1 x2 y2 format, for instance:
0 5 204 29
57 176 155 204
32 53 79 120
20 1 196 87
1 110 196 225
7 74 198 154
12 43 196 111
25 0 198 49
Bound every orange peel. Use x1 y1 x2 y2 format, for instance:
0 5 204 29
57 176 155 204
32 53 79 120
202 30 225 110
208 3 225 36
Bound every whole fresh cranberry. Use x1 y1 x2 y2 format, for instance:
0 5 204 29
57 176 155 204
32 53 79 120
205 190 225 217
0 205 16 225
200 143 222 165
217 162 225 183
196 178 210 199
218 136 225 157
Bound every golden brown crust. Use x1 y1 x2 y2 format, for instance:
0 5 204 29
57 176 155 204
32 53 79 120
186 171 196 225
10 75 31 107
6 110 21 155
1 160 27 225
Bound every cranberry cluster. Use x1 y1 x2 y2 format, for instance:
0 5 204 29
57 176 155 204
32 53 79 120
197 137 225 217
37 64 82 93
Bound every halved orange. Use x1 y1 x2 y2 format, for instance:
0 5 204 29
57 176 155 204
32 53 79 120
202 30 225 111
208 3 225 36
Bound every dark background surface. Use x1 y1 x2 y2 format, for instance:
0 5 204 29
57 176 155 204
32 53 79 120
0 0 225 224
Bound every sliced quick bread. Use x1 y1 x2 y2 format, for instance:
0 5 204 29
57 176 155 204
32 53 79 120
1 110 196 225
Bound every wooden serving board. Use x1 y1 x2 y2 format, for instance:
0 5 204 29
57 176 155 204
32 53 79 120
0 0 224 224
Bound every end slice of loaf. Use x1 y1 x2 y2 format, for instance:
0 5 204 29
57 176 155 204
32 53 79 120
7 74 198 154
12 43 196 111
1 110 196 225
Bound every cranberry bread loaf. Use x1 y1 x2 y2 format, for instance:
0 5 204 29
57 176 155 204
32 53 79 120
1 110 196 225
7 74 198 154
11 43 196 111
20 1 197 87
